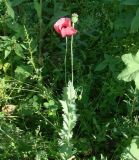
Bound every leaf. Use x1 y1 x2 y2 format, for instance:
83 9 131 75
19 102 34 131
131 7 139 33
14 43 25 58
15 65 32 81
121 0 139 5
3 63 10 73
34 0 41 18
11 0 25 7
35 150 48 160
121 137 139 159
0 60 3 70
64 81 77 101
114 14 133 31
7 22 24 38
4 46 11 59
59 81 78 160
95 60 108 71
5 0 15 19
0 36 10 41
95 54 119 72
60 100 68 115
118 50 139 89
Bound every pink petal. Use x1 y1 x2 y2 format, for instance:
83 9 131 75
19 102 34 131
62 18 71 28
54 18 71 34
61 27 77 37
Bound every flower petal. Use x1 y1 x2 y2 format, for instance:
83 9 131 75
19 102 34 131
54 18 71 34
61 27 77 37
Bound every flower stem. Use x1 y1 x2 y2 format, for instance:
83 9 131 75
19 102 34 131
71 24 74 85
65 37 68 85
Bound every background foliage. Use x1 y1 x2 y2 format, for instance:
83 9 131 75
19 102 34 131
0 0 139 159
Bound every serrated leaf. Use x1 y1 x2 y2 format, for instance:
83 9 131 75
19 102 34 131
5 0 15 19
121 137 139 159
131 7 139 33
63 81 77 101
59 81 78 160
118 50 139 89
59 100 68 115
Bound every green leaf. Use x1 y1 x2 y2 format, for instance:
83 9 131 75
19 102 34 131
64 81 77 101
5 0 15 19
131 7 139 33
121 137 139 159
3 63 10 73
43 100 56 110
121 0 139 5
7 22 24 38
95 60 108 71
35 150 48 160
0 36 10 41
11 0 25 7
0 60 3 70
34 0 41 18
14 43 25 58
118 50 139 89
59 81 78 160
59 100 68 115
95 54 119 72
4 46 11 59
15 65 32 80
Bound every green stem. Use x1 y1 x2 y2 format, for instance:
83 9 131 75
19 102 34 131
65 37 68 85
39 0 43 63
29 39 36 72
71 33 74 85
24 26 36 73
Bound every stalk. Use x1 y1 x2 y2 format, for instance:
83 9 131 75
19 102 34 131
70 27 74 85
39 0 43 64
24 26 36 73
65 37 68 85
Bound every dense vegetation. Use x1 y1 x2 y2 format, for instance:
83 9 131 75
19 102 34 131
0 0 139 159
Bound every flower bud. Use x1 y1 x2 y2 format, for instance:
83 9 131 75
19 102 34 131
71 13 78 24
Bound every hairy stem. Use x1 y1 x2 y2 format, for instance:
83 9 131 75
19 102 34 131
65 37 68 85
71 35 74 85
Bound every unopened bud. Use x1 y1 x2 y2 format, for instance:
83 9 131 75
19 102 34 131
71 13 78 23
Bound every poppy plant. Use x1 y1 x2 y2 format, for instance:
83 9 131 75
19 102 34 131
54 18 77 38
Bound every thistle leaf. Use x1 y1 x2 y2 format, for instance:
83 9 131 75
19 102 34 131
118 50 139 89
59 81 78 160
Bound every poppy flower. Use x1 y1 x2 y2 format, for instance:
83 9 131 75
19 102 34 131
54 18 77 38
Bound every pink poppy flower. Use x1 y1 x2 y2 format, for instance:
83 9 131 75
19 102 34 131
54 18 77 38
